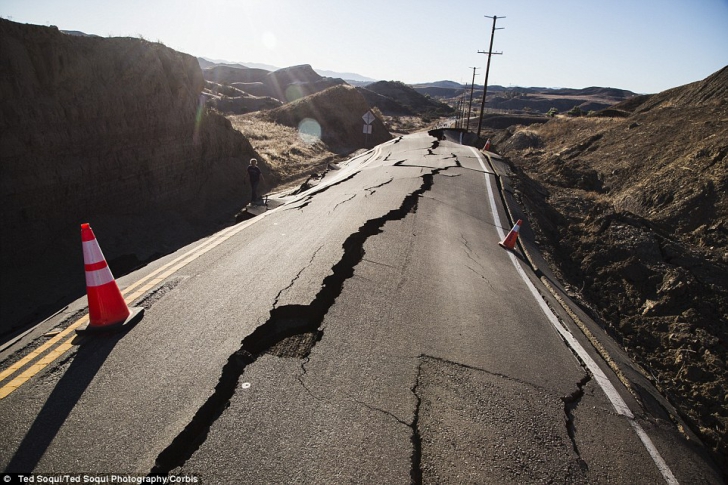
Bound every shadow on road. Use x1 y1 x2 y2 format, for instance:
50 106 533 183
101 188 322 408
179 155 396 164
5 332 123 472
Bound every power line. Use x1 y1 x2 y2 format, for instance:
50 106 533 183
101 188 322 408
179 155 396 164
466 67 479 132
476 15 504 139
457 87 464 128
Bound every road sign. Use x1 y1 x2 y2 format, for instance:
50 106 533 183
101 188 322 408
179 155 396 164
363 124 372 134
362 111 375 124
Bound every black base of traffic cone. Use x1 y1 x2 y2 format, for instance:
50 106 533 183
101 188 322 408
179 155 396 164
76 307 144 335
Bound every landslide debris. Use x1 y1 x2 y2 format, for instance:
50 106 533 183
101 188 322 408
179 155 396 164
496 66 728 464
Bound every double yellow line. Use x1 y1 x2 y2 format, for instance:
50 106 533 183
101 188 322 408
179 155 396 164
0 145 386 400
0 218 254 400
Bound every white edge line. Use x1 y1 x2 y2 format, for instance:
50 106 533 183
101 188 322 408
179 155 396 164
629 419 680 484
470 147 679 485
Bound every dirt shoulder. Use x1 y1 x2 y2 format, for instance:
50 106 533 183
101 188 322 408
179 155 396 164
494 90 727 466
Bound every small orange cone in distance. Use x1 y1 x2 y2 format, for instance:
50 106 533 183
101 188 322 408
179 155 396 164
499 219 522 250
77 223 143 334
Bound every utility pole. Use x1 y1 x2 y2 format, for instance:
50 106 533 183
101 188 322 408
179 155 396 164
476 15 504 139
466 67 479 132
460 85 468 129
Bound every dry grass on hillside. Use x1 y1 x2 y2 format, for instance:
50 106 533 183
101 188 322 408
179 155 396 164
229 115 346 191
498 105 728 462
381 114 437 135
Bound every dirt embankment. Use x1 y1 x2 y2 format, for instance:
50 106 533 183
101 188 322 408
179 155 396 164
495 66 728 464
0 19 265 335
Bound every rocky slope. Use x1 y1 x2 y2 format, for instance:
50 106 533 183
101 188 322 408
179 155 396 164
495 66 728 464
0 19 267 335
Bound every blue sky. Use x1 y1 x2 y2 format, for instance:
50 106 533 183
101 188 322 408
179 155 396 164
2 0 727 93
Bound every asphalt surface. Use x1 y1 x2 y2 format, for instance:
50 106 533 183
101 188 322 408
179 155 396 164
0 132 723 484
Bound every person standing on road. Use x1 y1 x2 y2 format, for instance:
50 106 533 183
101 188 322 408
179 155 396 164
247 158 263 205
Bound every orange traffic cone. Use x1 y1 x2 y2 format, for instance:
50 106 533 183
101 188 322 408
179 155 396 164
484 139 492 151
76 223 144 334
499 219 522 250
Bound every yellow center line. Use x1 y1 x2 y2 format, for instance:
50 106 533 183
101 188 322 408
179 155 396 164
0 227 243 387
0 224 251 399
120 223 242 298
0 315 89 385
0 148 385 400
0 340 75 400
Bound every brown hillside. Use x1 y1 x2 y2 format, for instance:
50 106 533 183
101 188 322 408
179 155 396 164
634 66 728 113
496 67 728 463
0 19 266 335
357 87 415 116
363 80 455 119
200 63 346 111
261 84 392 151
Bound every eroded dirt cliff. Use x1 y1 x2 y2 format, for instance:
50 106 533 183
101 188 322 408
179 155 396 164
0 19 265 333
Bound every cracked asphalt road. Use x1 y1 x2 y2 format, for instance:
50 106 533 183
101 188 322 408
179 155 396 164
0 133 721 483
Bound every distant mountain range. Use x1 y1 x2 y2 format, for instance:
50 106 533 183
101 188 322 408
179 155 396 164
61 30 101 38
198 57 638 116
198 57 376 83
198 58 278 72
56 37 640 116
60 37 630 96
198 60 452 120
410 81 636 99
410 81 638 114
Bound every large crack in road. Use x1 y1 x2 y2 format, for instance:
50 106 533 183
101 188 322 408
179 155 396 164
562 373 592 473
410 358 425 484
150 150 459 476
